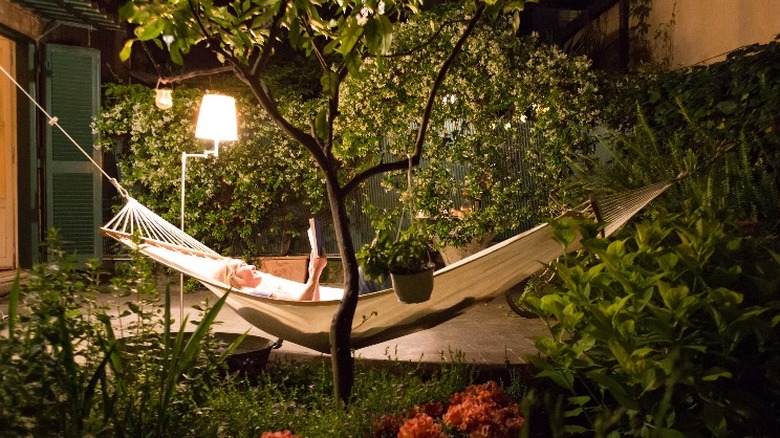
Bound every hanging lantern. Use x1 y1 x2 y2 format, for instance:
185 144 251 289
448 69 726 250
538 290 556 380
155 88 173 110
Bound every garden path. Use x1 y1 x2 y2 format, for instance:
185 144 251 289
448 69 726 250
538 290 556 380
1 279 548 366
170 287 549 366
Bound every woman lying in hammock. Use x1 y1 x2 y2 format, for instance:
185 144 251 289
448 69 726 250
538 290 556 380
219 253 328 301
215 226 329 301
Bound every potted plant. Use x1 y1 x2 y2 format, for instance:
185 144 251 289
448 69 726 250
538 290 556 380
357 215 435 303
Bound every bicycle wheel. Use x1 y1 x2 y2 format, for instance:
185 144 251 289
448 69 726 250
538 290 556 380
505 280 539 318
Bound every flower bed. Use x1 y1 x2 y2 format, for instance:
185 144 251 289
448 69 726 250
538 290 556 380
372 381 525 438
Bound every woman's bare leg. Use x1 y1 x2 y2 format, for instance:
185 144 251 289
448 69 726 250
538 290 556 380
299 251 327 301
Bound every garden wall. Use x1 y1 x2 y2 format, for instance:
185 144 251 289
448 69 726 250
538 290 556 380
648 0 779 67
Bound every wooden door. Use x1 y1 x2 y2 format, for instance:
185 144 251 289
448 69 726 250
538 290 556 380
0 37 17 270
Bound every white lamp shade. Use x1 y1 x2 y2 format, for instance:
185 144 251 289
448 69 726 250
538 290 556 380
195 94 238 142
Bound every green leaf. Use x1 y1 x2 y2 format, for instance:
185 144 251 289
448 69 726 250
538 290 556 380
537 369 575 392
607 339 631 368
716 100 737 114
701 366 732 381
364 15 393 55
136 20 164 41
119 39 136 62
320 70 339 97
315 108 330 141
7 274 20 341
337 19 363 56
588 371 640 411
655 428 687 438
343 53 364 78
567 395 591 406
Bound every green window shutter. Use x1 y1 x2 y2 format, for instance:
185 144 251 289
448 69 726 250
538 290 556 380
44 44 102 264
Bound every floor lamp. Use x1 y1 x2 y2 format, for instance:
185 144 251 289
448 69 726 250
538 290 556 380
180 94 238 323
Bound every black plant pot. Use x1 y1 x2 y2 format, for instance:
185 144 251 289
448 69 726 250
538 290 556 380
391 267 434 303
118 332 278 383
217 332 278 381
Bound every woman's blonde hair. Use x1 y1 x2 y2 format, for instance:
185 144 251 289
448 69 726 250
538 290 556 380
215 258 247 288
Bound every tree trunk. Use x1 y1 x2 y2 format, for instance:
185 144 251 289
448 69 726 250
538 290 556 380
324 178 360 405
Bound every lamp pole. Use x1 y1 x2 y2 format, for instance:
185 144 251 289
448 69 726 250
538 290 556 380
179 144 219 324
179 92 237 326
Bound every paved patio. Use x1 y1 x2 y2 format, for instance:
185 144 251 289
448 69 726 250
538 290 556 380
2 273 549 366
162 287 550 366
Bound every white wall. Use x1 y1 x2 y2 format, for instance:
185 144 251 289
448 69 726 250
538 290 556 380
649 0 780 67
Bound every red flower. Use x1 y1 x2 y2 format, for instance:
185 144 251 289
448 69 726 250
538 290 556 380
442 381 525 438
373 381 525 438
398 413 445 438
412 402 445 419
260 431 301 438
373 414 404 438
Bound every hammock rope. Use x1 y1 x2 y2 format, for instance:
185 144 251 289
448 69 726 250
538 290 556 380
0 64 129 200
595 177 680 236
103 199 220 257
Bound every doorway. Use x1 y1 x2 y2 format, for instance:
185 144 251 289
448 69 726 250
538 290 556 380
0 36 17 270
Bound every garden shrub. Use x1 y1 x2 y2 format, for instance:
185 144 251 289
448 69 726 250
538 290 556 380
597 37 780 230
337 11 603 247
0 230 110 437
186 353 483 437
0 232 239 437
527 208 780 437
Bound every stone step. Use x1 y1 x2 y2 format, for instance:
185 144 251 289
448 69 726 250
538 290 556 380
0 270 27 298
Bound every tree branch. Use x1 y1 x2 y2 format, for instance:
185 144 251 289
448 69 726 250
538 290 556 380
342 3 486 195
156 66 234 85
303 11 330 73
250 1 289 76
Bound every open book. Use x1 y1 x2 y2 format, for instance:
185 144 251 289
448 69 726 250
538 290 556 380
308 218 325 258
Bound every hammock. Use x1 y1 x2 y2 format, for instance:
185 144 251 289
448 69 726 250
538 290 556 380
0 63 677 353
101 180 675 354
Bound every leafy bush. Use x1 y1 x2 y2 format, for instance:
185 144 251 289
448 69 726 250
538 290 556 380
177 353 490 437
338 12 602 247
0 232 239 437
527 209 780 437
0 230 110 437
357 211 434 282
597 38 780 230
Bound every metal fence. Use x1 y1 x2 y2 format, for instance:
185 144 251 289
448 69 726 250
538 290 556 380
293 123 543 255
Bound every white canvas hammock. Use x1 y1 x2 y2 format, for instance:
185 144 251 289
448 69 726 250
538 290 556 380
101 179 676 354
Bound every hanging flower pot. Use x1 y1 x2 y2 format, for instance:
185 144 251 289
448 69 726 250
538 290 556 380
357 218 436 303
391 266 434 303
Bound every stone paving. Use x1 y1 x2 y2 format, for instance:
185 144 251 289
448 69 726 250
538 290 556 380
167 288 549 366
2 275 549 366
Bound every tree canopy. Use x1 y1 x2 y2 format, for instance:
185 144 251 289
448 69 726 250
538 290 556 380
119 0 533 403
